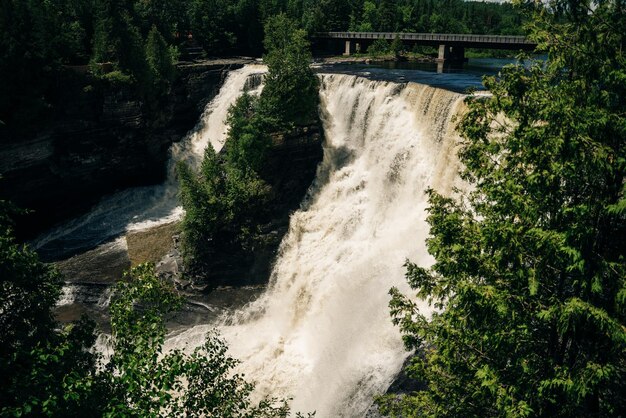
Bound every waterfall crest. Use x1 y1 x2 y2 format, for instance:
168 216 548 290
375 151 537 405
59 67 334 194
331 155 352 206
167 73 466 417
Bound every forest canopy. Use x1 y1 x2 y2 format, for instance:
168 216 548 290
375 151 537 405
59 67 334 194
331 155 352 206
0 0 523 135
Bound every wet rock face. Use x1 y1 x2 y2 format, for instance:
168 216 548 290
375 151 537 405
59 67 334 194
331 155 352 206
53 224 265 330
0 60 250 240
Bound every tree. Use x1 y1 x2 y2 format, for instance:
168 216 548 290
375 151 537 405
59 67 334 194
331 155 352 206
177 94 272 272
258 13 319 129
378 0 626 416
0 202 104 417
352 0 378 32
146 25 177 92
376 0 397 31
390 35 403 59
177 147 228 267
102 263 291 417
91 0 148 81
226 93 271 172
367 38 390 57
177 14 320 273
188 0 236 55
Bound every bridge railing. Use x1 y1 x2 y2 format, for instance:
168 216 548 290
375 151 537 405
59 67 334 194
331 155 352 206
316 32 534 46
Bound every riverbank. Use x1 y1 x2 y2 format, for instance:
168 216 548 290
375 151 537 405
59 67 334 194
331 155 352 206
318 53 438 65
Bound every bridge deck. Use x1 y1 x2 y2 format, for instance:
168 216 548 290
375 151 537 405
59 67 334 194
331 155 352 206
316 32 536 50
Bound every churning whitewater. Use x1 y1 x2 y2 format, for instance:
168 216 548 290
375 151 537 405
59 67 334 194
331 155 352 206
167 72 466 417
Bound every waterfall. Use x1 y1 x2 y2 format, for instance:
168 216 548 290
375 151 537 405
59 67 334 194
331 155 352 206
166 74 466 417
169 65 265 174
33 65 266 260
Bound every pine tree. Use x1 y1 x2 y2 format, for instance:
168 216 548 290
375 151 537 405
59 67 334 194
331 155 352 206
146 25 176 91
259 13 319 129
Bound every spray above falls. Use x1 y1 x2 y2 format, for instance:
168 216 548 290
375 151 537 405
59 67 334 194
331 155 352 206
167 73 466 417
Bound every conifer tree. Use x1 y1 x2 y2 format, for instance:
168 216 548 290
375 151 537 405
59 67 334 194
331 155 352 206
259 13 319 129
146 25 176 92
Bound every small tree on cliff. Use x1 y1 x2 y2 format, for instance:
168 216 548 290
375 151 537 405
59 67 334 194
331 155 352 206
378 0 626 416
177 15 320 271
258 13 319 129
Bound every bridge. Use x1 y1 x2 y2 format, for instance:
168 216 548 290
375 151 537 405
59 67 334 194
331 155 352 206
314 32 537 65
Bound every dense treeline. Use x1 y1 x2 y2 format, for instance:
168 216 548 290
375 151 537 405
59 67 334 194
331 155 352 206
0 0 522 137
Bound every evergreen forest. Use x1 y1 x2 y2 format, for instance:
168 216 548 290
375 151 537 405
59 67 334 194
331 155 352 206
0 0 523 136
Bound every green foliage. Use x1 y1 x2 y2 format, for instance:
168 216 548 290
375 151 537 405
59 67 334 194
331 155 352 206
101 69 133 85
177 14 321 271
103 263 291 417
259 13 319 129
0 0 93 133
226 93 272 172
0 203 103 417
91 0 149 83
133 0 188 44
339 0 523 35
389 35 403 59
177 149 228 266
188 0 237 54
367 38 390 57
379 1 626 417
350 0 377 32
177 107 272 270
146 25 177 94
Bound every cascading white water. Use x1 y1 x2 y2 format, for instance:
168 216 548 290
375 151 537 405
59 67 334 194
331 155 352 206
168 65 266 176
166 74 466 417
33 65 266 259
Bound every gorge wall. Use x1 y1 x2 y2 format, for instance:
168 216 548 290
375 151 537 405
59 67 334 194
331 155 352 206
51 65 323 328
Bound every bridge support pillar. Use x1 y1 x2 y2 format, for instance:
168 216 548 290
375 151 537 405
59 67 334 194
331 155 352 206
437 44 466 72
438 44 451 61
343 40 352 56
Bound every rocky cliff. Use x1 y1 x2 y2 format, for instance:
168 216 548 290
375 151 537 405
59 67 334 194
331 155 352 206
0 59 251 240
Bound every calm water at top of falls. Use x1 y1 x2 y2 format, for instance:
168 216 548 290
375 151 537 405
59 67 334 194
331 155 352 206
314 57 516 91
